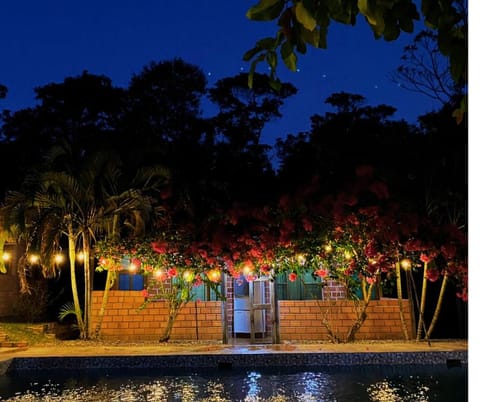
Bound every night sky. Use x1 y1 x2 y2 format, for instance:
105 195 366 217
0 0 443 146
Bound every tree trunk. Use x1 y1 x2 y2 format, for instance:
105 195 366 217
345 281 374 342
67 224 85 338
416 261 429 341
94 269 116 339
395 261 410 340
159 303 181 342
426 273 449 339
82 235 92 339
94 214 121 339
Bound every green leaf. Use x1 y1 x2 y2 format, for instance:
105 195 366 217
281 41 297 71
269 77 282 91
247 0 286 21
248 54 266 88
358 0 375 25
301 26 321 47
257 37 277 49
266 50 278 70
243 46 261 61
295 1 317 31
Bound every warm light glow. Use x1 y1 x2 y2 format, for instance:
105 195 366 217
242 261 254 275
54 254 64 264
295 253 306 265
2 252 11 262
400 258 412 270
154 269 167 281
183 270 195 282
344 251 352 260
324 244 332 253
207 269 221 283
128 263 138 273
29 254 40 264
77 251 85 262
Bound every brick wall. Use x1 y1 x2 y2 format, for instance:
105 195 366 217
91 290 223 341
279 299 413 341
92 291 413 342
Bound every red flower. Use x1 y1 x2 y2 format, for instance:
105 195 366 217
426 268 440 282
366 276 376 285
152 241 168 254
141 289 149 298
356 165 374 178
369 181 389 199
288 272 297 282
167 268 178 278
420 253 432 264
441 244 457 259
314 268 329 279
302 217 313 232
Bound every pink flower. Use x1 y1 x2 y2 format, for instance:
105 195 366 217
141 289 149 298
288 272 297 282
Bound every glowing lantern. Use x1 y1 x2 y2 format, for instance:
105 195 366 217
54 254 64 264
207 269 221 283
29 254 40 264
183 270 195 282
295 254 306 265
400 259 412 270
2 252 11 262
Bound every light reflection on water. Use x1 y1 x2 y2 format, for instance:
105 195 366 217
0 365 466 402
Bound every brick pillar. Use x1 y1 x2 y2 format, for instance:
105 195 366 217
322 280 347 300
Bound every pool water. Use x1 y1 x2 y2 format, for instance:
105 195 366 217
0 364 467 401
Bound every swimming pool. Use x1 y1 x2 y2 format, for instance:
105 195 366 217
0 364 467 401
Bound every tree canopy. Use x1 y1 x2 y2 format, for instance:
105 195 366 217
243 0 467 117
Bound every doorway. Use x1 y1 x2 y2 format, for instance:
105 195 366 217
233 276 272 344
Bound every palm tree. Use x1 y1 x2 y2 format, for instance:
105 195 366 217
93 165 170 339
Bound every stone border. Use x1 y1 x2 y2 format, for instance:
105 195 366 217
6 351 467 372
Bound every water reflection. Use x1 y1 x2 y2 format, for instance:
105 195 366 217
0 365 466 402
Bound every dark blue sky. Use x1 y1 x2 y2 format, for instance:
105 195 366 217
0 1 445 145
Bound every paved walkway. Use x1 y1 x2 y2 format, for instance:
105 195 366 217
0 339 468 359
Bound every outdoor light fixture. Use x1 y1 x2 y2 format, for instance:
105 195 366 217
324 244 332 253
183 270 195 282
207 269 221 283
400 259 412 270
28 254 40 264
77 251 85 262
128 262 138 273
2 252 11 262
344 251 352 260
54 254 64 264
295 253 306 265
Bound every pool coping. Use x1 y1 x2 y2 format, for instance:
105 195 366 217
3 350 467 374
